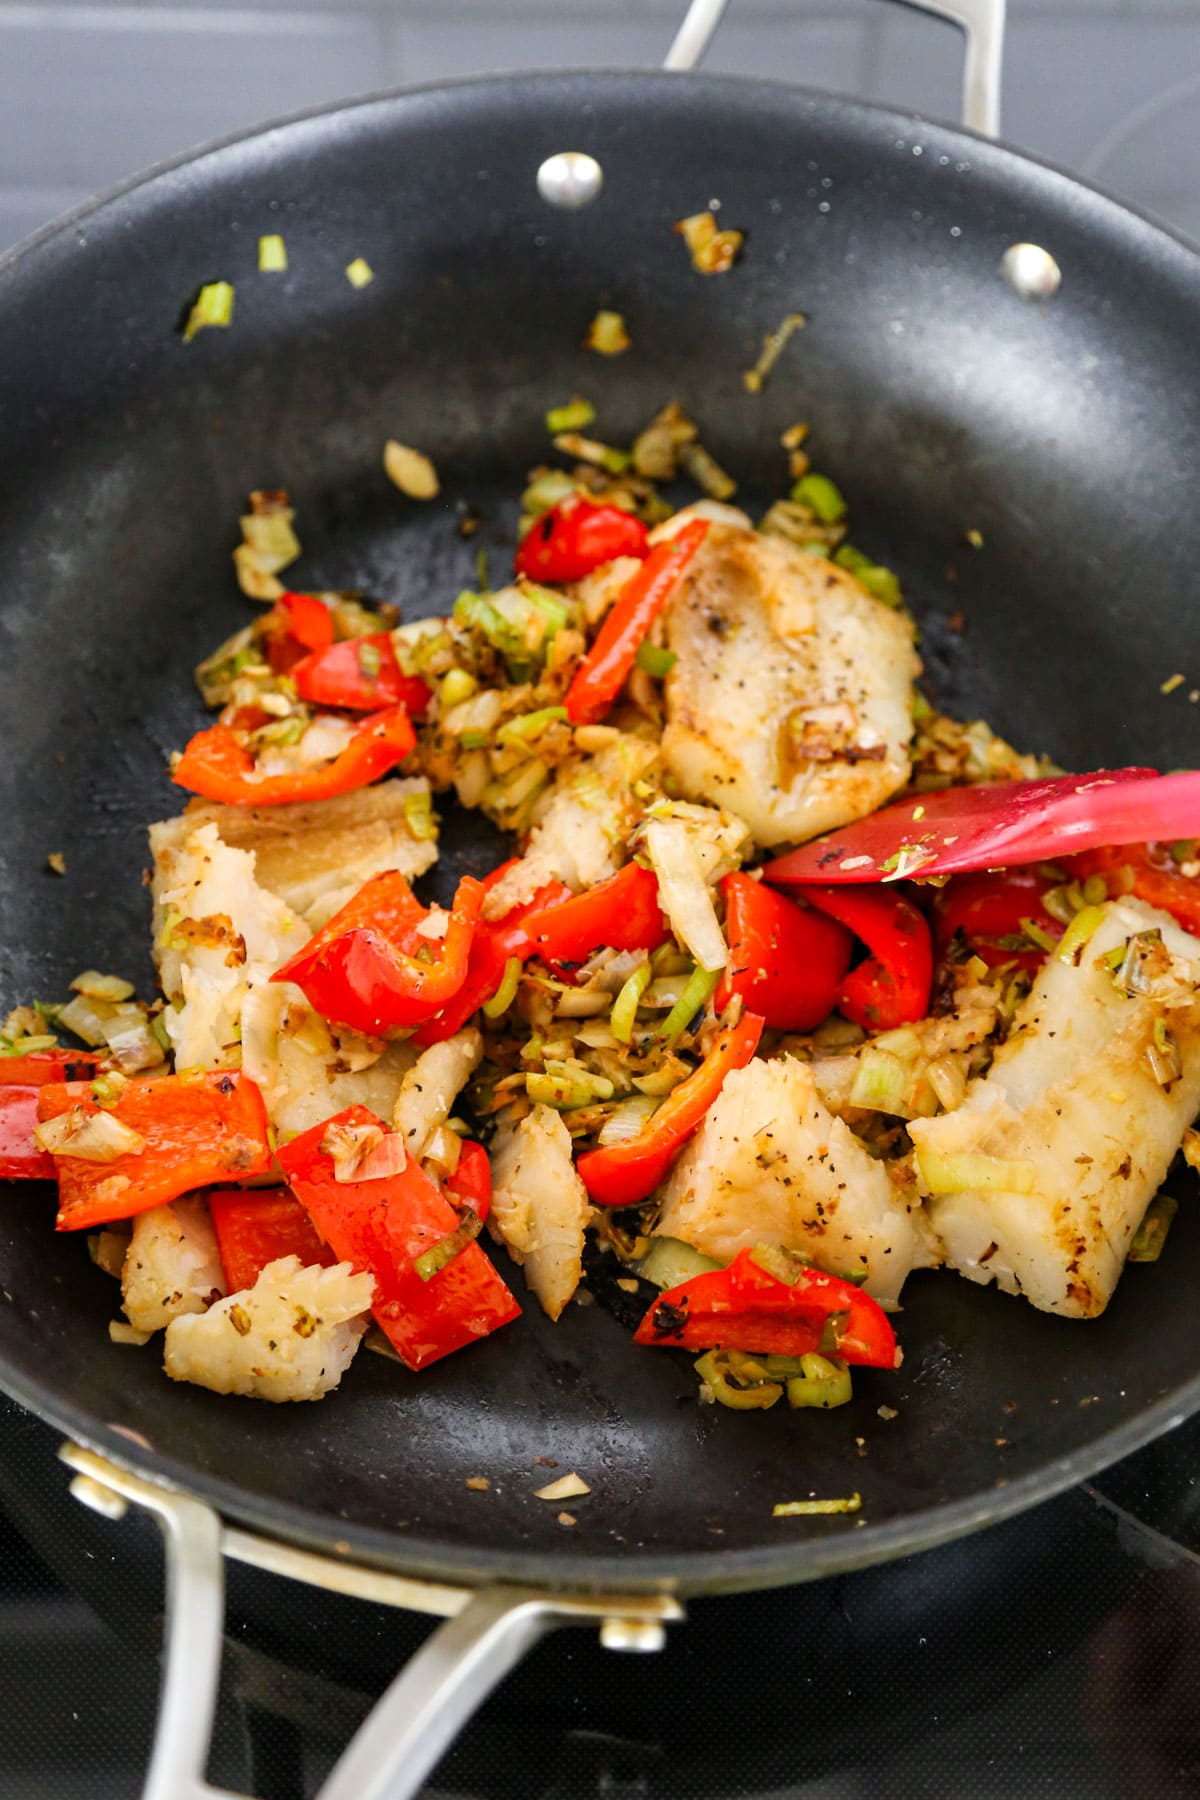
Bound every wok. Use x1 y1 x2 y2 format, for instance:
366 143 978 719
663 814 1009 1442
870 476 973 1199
1 0 1199 1792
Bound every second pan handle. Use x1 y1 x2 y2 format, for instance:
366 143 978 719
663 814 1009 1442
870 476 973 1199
664 0 1006 139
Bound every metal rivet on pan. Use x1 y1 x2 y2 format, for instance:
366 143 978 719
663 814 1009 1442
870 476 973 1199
536 151 604 210
1000 242 1062 300
600 1617 667 1653
69 1472 129 1520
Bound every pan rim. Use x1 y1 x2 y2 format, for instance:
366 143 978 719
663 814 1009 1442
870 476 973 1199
2 67 1199 1594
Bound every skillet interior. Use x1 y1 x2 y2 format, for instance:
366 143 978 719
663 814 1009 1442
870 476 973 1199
0 73 1199 1595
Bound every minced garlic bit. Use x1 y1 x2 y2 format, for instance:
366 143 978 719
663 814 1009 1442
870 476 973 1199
965 527 984 549
345 257 374 288
109 1320 152 1347
47 852 66 876
1160 673 1186 695
534 1471 591 1502
557 1511 577 1527
384 440 440 500
465 1475 491 1492
877 1404 898 1421
616 1277 640 1293
584 310 630 356
773 1493 862 1517
675 210 744 276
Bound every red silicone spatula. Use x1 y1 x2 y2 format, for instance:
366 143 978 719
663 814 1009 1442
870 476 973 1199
765 768 1200 884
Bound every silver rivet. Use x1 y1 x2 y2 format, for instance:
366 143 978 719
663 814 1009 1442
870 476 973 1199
536 151 604 210
600 1617 667 1653
69 1473 129 1521
1000 242 1062 300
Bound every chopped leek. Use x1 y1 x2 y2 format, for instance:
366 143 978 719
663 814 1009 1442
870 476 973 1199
414 1208 484 1282
657 964 720 1042
545 397 596 434
635 641 677 678
1056 903 1105 965
0 1034 57 1056
790 472 846 523
695 1350 781 1411
526 1063 615 1108
1019 916 1060 954
182 281 234 342
438 668 478 710
1128 1193 1178 1263
637 1236 723 1289
917 1148 1039 1196
641 817 727 972
482 957 522 1020
680 442 737 501
611 961 652 1044
495 706 568 748
595 1093 660 1148
742 312 806 393
849 1047 911 1115
785 1353 853 1410
402 790 437 841
258 234 287 272
71 971 135 1004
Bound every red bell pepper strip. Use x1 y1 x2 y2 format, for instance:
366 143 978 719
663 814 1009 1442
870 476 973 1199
792 885 933 1030
207 1187 335 1294
414 866 572 1044
563 520 708 725
932 868 1059 973
0 1087 53 1179
514 495 649 584
172 703 416 806
273 869 484 1035
262 592 335 673
1067 844 1200 938
277 1106 519 1370
633 1247 897 1368
444 1140 491 1223
576 1010 764 1207
522 862 670 970
0 1050 97 1085
36 1072 273 1231
291 634 431 717
716 873 855 1031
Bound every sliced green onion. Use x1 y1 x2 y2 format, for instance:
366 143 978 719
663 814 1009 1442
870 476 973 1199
1056 903 1105 966
482 956 522 1020
773 1493 862 1517
182 280 234 342
439 668 478 710
414 1208 484 1282
635 641 677 678
695 1350 782 1411
1128 1192 1178 1263
849 1047 912 1115
495 706 568 748
917 1148 1039 1196
638 1236 724 1288
546 397 595 434
657 964 720 1041
790 472 846 522
258 234 287 272
611 961 652 1043
785 1352 853 1409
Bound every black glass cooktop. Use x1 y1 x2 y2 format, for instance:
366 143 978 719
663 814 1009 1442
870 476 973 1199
2 1391 1199 1799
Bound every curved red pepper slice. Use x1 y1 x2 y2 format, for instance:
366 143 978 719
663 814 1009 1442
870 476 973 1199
274 869 484 1034
0 1050 98 1085
522 862 670 971
791 885 933 1030
515 495 649 584
0 1087 52 1179
291 634 431 717
263 592 336 673
207 1187 335 1294
445 1140 491 1223
172 703 415 806
634 1247 896 1368
36 1072 273 1231
576 1010 764 1208
278 1106 519 1370
716 873 854 1031
414 864 572 1044
932 868 1058 974
564 520 708 725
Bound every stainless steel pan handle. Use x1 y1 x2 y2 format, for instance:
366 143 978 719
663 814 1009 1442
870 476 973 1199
665 0 1006 138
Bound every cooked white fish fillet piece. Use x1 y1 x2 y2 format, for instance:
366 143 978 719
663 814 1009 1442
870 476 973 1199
121 1196 226 1335
483 735 659 920
909 897 1200 1318
240 983 418 1135
164 1257 373 1402
654 1055 936 1306
489 1105 594 1320
661 524 917 846
392 1027 482 1158
149 820 309 1072
149 779 437 929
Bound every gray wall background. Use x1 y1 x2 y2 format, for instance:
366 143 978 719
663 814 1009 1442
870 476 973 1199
0 0 1196 250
